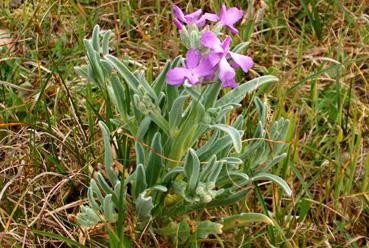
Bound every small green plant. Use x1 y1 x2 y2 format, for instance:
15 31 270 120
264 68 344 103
76 4 292 247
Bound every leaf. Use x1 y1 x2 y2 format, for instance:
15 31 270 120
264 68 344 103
102 194 118 222
90 179 104 202
87 187 100 211
91 25 100 52
145 132 163 186
96 173 114 197
216 75 278 107
98 121 118 185
33 230 87 248
209 124 242 153
135 191 153 222
232 41 250 53
110 75 129 122
135 142 145 165
151 185 167 192
222 213 274 230
132 164 147 199
252 172 292 196
153 61 171 95
77 205 100 227
104 54 139 92
184 149 200 195
203 81 222 109
84 39 104 88
102 30 112 55
169 95 188 137
254 97 268 127
196 221 223 239
156 220 190 244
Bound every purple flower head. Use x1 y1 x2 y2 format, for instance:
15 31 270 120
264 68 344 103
166 49 216 86
172 5 219 28
219 4 243 34
201 31 254 88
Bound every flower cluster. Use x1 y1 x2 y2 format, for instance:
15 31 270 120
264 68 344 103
166 4 253 88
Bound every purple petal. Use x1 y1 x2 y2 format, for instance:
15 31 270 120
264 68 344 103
166 68 189 86
226 25 239 34
223 79 238 88
200 31 223 52
184 9 202 24
208 52 222 67
219 4 227 23
173 18 184 30
172 5 186 23
229 52 254 72
220 6 243 26
196 13 219 27
219 57 236 83
194 58 216 77
186 72 200 85
221 36 232 52
185 49 201 69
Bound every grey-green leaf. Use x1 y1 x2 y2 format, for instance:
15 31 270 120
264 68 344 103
216 75 278 107
209 124 242 153
252 172 292 196
98 121 118 185
184 149 200 194
222 213 274 230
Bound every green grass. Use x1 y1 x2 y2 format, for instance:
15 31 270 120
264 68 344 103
0 0 368 247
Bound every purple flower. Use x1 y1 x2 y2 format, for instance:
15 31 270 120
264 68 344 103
166 49 216 86
201 31 253 88
219 4 243 34
172 5 219 28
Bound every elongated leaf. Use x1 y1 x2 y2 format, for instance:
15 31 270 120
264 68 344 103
104 54 139 92
209 124 242 153
216 75 278 107
222 213 274 230
196 221 223 239
110 75 129 122
90 179 104 202
198 135 233 161
146 132 163 186
102 30 112 55
169 95 188 136
33 230 87 248
232 41 250 53
254 97 267 126
102 194 118 222
91 25 100 52
98 121 118 185
84 39 104 88
252 172 292 196
135 142 145 165
161 167 184 185
132 164 147 199
135 191 153 222
203 81 222 109
184 149 200 194
206 160 223 184
134 70 158 102
265 153 287 169
153 61 171 95
87 188 100 211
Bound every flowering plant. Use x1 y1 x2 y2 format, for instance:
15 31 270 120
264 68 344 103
167 4 253 88
75 4 292 247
